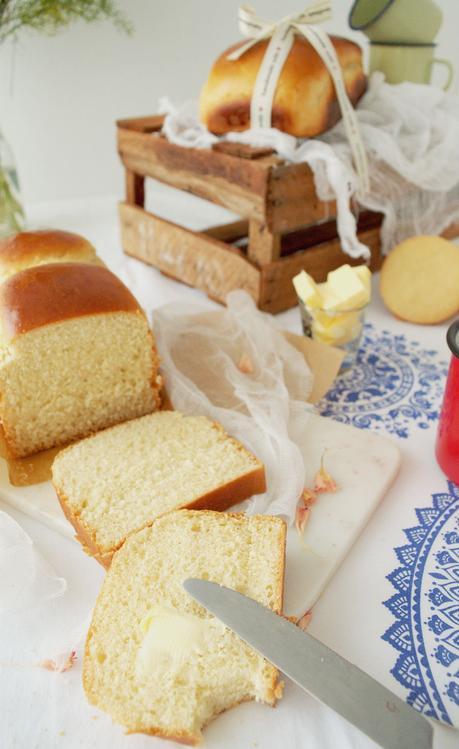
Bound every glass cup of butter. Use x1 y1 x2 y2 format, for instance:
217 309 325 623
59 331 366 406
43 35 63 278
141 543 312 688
293 264 371 371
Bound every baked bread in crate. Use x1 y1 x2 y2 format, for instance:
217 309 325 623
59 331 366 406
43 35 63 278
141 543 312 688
52 410 266 567
200 35 366 137
0 229 103 282
0 262 161 457
83 509 286 744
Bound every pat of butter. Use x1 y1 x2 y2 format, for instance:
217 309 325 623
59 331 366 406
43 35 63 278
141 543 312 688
326 264 368 310
312 317 362 346
317 283 341 311
136 607 218 678
293 271 322 308
354 265 372 296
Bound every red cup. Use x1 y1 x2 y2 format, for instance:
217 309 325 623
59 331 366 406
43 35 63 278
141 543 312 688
436 319 459 483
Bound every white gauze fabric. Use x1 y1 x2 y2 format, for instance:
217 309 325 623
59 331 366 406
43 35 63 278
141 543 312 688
153 290 314 522
159 74 459 255
0 511 66 612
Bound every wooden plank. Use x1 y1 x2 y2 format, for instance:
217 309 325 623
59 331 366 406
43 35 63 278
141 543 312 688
203 220 248 243
212 142 276 160
116 115 165 133
259 227 382 314
248 220 281 265
267 162 337 233
117 128 271 221
125 170 145 207
119 203 260 305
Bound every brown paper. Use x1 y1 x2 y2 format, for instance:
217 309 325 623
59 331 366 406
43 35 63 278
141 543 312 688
284 332 345 404
1 334 342 488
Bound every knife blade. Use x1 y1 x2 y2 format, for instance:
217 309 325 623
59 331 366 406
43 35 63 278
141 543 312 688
183 578 433 749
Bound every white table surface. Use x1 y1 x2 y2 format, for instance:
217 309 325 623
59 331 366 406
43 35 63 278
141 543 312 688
1 187 458 749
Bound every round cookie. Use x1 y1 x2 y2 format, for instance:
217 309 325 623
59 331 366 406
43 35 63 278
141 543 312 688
380 236 459 324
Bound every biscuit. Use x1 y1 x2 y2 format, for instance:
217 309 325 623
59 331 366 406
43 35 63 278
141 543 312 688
380 236 459 324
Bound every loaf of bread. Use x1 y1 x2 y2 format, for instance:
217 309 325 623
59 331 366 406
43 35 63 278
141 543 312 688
0 263 161 458
83 510 286 744
200 35 366 138
0 229 102 282
52 411 266 567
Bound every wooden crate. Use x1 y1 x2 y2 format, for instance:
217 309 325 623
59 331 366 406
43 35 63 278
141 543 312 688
116 114 384 313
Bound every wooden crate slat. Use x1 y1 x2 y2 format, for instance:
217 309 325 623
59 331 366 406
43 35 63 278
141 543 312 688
259 226 382 314
117 127 271 221
268 162 336 233
116 115 165 133
119 203 260 305
212 142 277 160
203 220 248 242
125 170 145 207
248 220 281 265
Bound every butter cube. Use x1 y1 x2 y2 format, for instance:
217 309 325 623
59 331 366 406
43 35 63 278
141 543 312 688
326 265 368 311
354 265 372 299
317 282 340 311
293 271 322 308
312 312 361 345
314 309 360 329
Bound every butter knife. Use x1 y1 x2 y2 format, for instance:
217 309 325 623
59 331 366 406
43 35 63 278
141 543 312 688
183 578 433 749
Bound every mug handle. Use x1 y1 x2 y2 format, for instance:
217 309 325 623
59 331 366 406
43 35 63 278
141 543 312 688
430 58 454 91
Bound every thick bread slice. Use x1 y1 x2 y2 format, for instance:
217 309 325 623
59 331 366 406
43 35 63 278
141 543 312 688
83 510 286 744
0 263 161 457
52 411 266 567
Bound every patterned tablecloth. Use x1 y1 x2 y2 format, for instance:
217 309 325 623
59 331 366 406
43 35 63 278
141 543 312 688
0 192 458 749
319 323 458 728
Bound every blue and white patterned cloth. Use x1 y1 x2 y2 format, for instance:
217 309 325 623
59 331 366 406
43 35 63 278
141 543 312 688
383 481 459 727
319 323 449 439
317 320 458 729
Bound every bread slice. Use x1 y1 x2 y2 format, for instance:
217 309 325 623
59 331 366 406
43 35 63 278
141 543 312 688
0 229 102 282
52 411 266 567
0 263 161 457
83 510 286 744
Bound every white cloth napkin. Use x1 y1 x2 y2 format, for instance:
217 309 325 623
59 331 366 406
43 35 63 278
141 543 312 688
160 73 459 256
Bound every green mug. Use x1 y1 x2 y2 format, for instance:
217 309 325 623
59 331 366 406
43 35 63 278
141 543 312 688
369 42 454 89
349 0 443 44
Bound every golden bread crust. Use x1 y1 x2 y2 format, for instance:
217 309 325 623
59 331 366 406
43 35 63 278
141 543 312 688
0 262 143 340
199 34 366 137
0 230 100 275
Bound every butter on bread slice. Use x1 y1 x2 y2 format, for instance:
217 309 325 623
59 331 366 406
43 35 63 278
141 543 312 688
83 510 286 744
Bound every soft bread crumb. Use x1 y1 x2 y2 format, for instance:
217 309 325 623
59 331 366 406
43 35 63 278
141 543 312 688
52 411 266 564
0 312 160 457
83 510 286 743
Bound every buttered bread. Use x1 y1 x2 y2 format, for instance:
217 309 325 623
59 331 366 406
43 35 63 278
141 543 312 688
83 510 286 744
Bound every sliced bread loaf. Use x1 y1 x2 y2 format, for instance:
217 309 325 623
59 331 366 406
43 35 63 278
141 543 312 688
52 411 266 567
0 263 161 457
83 510 286 744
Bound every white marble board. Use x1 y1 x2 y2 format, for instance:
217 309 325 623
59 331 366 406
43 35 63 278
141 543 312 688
0 413 400 616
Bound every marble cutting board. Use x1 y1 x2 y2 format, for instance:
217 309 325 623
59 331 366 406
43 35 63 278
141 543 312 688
0 413 400 616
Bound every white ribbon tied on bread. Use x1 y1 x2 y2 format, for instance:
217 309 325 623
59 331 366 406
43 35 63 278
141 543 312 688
227 2 370 196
